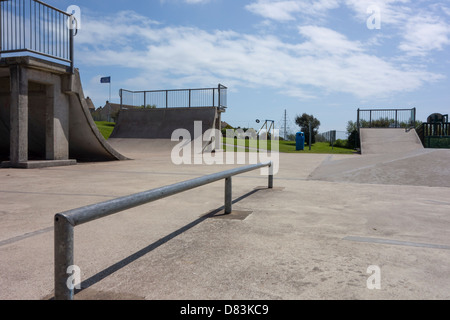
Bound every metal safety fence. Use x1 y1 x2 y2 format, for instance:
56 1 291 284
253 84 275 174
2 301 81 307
0 0 76 71
317 130 350 143
357 108 416 129
119 84 227 109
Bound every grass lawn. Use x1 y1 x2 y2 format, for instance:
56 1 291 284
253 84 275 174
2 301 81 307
95 121 115 140
223 137 356 154
278 141 356 154
93 123 356 155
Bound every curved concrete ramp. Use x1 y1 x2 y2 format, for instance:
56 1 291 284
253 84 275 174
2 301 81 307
110 107 218 139
108 138 181 155
360 128 423 155
67 70 128 162
0 57 127 165
108 107 220 156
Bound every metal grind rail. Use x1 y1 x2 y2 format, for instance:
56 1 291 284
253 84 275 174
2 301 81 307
54 161 273 300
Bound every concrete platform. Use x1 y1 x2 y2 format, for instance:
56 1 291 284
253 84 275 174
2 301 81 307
1 159 77 169
0 150 449 300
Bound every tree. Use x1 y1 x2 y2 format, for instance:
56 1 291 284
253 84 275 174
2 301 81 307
295 113 320 145
347 120 358 133
139 104 157 109
346 120 360 149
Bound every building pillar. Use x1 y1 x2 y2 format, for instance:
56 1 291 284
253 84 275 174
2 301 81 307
46 81 69 160
9 64 28 165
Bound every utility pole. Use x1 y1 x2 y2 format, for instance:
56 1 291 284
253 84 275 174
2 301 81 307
284 109 287 141
309 121 312 151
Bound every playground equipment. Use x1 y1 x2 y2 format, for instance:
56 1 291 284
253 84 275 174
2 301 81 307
257 120 275 139
417 113 450 149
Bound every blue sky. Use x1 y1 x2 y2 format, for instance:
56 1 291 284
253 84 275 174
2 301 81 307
45 0 450 133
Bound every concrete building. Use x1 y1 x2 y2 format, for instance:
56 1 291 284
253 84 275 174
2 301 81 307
0 57 127 168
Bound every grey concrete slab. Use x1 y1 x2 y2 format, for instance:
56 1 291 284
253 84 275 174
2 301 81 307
0 151 449 300
308 148 450 187
360 128 423 155
110 107 218 140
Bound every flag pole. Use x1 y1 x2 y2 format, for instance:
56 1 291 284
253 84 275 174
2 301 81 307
108 81 111 122
101 76 112 122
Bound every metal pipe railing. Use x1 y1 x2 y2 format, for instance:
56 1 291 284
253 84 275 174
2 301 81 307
54 162 273 300
357 108 416 129
119 84 228 109
0 0 76 72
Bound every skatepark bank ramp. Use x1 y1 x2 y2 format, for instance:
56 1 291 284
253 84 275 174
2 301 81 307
110 107 220 140
359 128 424 155
108 102 223 155
108 84 228 153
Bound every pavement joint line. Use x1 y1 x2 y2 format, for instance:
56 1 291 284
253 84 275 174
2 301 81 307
423 199 450 205
0 184 272 248
0 190 118 198
0 227 53 247
343 236 450 250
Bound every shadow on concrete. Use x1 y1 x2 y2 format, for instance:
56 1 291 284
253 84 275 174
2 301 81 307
58 188 263 299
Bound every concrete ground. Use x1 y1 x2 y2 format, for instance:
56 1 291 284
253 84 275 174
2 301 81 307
0 146 449 300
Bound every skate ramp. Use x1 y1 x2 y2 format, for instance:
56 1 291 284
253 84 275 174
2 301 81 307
308 148 450 187
308 128 449 187
67 69 128 162
0 57 127 164
108 139 181 155
360 128 423 155
108 107 220 156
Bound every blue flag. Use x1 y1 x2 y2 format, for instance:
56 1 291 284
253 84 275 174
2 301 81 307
100 76 111 84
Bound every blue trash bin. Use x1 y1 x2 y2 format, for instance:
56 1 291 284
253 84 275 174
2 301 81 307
296 132 305 151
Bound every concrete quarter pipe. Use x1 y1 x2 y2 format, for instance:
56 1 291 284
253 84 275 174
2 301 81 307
107 107 221 155
0 57 127 167
67 69 128 162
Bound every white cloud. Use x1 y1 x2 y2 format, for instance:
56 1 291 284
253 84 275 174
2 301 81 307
245 1 302 21
344 0 412 25
399 16 450 56
184 0 210 3
245 0 339 22
76 10 443 101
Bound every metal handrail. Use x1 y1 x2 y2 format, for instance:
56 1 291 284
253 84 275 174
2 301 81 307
54 162 273 300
